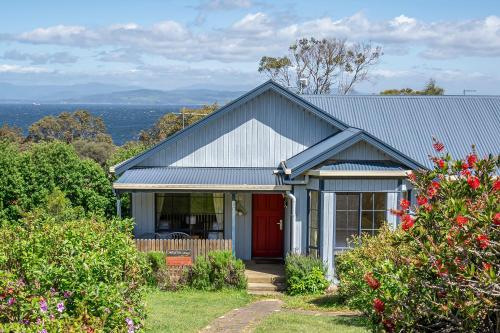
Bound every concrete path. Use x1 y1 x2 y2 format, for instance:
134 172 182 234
200 299 283 333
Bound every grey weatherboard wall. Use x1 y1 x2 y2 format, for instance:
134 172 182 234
137 90 339 168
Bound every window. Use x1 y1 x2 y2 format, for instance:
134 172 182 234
308 191 320 257
155 193 224 239
335 192 387 249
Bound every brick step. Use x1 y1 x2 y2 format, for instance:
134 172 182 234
248 282 285 292
245 274 285 284
247 289 284 296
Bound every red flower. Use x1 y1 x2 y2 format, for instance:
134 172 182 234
467 176 480 190
437 159 446 169
494 180 500 192
390 209 404 217
455 215 469 227
477 234 489 249
382 319 395 332
401 214 415 231
461 162 469 170
433 140 445 152
373 298 385 313
400 199 411 210
416 196 427 206
364 272 380 290
494 213 500 226
467 154 477 167
461 169 471 177
407 171 416 182
428 180 441 196
483 262 492 271
433 259 448 276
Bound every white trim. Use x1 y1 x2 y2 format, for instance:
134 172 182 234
306 170 410 177
113 183 292 191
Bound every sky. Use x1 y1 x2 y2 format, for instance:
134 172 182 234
0 0 499 94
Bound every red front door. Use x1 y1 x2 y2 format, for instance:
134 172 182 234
252 194 284 258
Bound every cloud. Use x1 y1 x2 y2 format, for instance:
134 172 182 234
0 64 53 73
199 0 253 11
2 49 78 65
2 12 500 64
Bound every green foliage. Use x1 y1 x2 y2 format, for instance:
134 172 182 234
285 254 329 295
27 109 112 143
72 139 116 166
139 104 218 146
0 213 149 332
0 124 24 143
147 252 167 273
0 142 26 221
0 141 115 220
187 256 212 291
337 147 500 332
186 251 247 291
380 78 445 95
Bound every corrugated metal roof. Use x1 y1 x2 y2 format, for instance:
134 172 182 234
303 95 500 168
317 160 406 171
115 167 284 186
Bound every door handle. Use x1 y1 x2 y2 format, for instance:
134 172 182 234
276 219 283 231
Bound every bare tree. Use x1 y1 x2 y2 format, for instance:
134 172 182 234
259 38 382 94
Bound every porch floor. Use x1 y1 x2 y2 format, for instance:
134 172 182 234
244 261 285 295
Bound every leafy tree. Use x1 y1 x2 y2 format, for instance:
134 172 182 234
0 124 24 143
259 38 382 94
380 78 445 95
0 142 26 221
0 142 115 220
139 103 218 146
27 110 112 143
72 139 116 166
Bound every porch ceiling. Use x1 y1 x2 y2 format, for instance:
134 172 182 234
113 167 291 192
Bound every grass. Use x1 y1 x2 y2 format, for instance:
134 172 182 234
144 289 253 333
280 293 352 312
254 312 369 333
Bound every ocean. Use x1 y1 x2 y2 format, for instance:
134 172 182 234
0 103 186 145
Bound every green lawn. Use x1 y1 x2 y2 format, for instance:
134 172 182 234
144 290 367 333
280 293 351 312
144 289 253 333
254 312 369 333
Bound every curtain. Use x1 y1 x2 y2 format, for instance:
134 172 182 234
212 193 224 228
156 195 166 229
386 192 398 230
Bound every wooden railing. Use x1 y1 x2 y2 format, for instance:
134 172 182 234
134 239 232 260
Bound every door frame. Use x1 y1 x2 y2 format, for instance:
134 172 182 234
251 193 286 259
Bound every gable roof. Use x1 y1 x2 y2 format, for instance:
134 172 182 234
283 127 425 178
112 80 349 175
303 95 500 169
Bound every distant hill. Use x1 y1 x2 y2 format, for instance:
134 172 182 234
62 88 244 105
0 82 140 102
0 82 244 105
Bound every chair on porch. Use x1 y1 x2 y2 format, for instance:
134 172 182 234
137 232 163 239
165 232 191 240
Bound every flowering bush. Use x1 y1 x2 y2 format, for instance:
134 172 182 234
337 142 499 332
0 212 149 332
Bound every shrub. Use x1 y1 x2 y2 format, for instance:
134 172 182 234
0 141 115 221
337 143 500 332
0 213 149 332
186 251 247 290
285 253 329 295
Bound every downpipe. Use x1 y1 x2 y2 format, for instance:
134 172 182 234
285 191 297 254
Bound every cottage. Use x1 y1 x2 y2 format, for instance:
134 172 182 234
111 81 500 279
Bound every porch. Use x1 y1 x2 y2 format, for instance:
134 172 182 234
113 166 295 261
